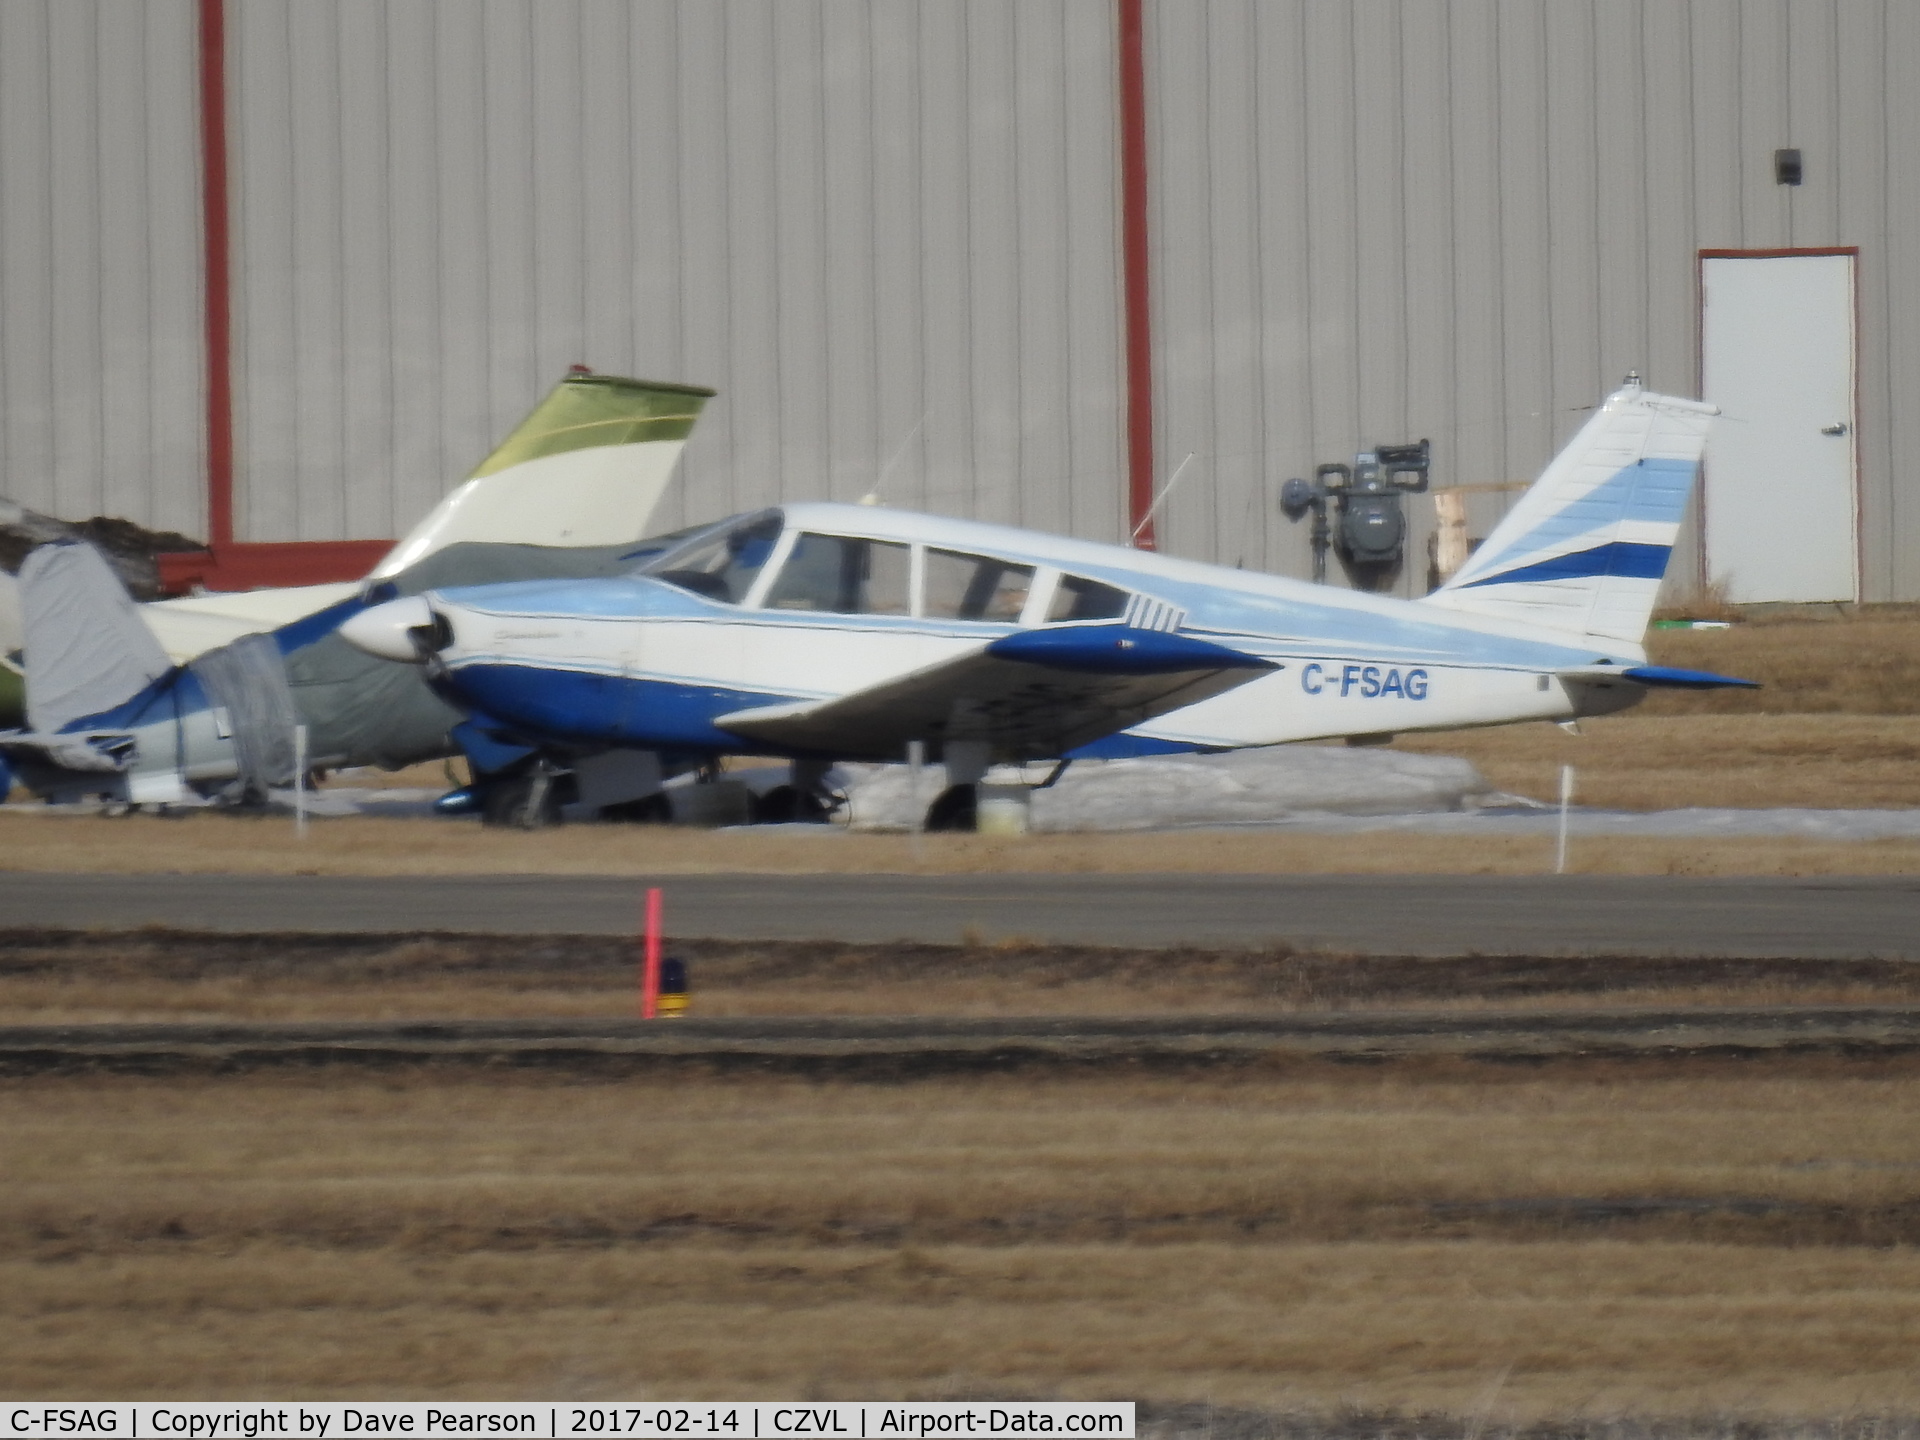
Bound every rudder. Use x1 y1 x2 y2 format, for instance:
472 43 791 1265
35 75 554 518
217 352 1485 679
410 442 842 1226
18 542 174 732
1423 383 1717 645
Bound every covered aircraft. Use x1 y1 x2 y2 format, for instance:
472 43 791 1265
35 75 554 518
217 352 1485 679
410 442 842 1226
0 372 714 806
341 380 1755 829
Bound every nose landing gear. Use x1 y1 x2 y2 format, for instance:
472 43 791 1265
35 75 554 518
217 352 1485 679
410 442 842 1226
479 759 576 828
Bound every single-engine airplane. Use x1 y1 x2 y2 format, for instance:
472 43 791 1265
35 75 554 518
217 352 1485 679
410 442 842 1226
1 371 714 806
341 380 1755 829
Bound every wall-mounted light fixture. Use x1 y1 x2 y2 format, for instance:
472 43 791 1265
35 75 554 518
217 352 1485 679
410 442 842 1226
1775 148 1803 186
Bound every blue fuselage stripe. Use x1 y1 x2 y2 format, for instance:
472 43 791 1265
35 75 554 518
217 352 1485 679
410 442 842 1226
442 663 794 753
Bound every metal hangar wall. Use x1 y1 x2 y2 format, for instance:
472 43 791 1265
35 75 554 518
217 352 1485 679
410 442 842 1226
2 1 1918 600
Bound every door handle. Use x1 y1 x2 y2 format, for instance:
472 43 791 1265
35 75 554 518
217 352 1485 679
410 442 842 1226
1821 422 1849 436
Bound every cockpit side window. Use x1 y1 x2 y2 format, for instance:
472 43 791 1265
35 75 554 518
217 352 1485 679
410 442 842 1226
763 534 913 615
618 521 719 568
643 511 783 604
1045 574 1130 623
923 548 1034 622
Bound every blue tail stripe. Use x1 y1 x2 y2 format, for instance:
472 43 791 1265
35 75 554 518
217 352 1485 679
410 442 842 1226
1458 458 1695 585
1461 540 1670 589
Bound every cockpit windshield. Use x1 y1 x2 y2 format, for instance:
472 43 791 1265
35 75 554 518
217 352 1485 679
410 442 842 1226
637 509 783 604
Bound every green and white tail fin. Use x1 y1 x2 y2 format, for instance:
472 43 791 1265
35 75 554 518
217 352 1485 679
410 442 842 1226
369 371 716 579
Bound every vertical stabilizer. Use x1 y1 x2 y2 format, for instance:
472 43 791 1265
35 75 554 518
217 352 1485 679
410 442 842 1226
369 372 717 578
19 542 174 732
1422 384 1717 644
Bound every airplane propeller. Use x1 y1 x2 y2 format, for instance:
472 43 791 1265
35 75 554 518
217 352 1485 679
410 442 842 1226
340 596 446 663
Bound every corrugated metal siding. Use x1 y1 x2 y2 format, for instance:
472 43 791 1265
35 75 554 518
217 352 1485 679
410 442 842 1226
216 0 1123 547
0 0 203 536
1145 0 1920 601
8 0 1920 601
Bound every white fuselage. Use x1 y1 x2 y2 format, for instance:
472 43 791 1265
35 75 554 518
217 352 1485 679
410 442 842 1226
406 502 1645 760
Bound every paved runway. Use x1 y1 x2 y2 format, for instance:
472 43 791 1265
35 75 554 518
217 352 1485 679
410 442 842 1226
4 871 1920 957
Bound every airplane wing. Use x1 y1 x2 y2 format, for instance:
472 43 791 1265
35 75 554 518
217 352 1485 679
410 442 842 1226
714 625 1275 761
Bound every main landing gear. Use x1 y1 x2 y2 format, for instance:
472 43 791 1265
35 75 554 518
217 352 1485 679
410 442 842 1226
469 754 842 828
916 742 1053 835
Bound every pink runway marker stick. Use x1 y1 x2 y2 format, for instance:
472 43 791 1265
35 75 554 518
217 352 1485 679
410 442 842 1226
641 886 662 1020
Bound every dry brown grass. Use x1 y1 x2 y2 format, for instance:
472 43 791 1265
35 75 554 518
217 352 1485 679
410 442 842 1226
8 810 1920 877
9 932 1920 1025
1391 609 1920 809
9 1240 1920 1414
1395 713 1920 810
5 1069 1920 1410
1642 607 1920 714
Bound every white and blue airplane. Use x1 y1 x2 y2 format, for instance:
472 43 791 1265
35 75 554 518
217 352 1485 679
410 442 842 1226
342 380 1753 828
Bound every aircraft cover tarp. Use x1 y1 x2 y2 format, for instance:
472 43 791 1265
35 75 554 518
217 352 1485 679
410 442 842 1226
19 542 172 732
190 633 300 793
839 745 1496 831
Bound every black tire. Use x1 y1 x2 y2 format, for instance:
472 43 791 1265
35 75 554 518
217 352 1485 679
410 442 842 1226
480 771 569 828
923 783 977 833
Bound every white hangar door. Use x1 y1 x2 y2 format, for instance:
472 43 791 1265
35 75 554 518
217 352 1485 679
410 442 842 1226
1700 251 1859 604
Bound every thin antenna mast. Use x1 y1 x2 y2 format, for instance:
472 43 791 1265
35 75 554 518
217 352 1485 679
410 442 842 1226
862 408 930 506
1129 452 1196 545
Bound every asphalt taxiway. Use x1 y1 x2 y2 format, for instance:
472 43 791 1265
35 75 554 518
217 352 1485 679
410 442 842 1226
3 871 1918 958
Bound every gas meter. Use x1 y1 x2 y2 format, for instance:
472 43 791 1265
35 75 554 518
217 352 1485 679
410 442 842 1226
1281 439 1430 590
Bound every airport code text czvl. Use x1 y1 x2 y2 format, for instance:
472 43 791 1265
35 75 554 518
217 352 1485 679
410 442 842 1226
4 1407 1133 1440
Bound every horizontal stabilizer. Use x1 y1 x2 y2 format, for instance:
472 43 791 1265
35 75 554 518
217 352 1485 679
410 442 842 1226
717 625 1275 761
0 729 135 773
1620 665 1759 689
1556 664 1759 690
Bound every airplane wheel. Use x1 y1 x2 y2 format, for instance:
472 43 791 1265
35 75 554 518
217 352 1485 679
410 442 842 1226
923 783 977 833
753 784 830 824
481 771 568 828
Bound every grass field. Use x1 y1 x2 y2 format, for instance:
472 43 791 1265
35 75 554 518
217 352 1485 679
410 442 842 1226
5 1065 1920 1413
5 934 1920 1414
5 609 1920 1415
7 931 1920 1024
7 804 1920 877
1397 607 1920 808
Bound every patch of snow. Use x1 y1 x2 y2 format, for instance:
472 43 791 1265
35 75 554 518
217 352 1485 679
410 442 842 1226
1287 805 1920 840
838 745 1499 832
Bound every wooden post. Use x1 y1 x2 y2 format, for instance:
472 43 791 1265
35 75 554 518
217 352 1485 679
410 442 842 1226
1433 490 1470 583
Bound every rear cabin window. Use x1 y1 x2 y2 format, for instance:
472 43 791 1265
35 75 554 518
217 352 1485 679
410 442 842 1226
924 549 1034 622
763 534 913 615
1046 574 1130 622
